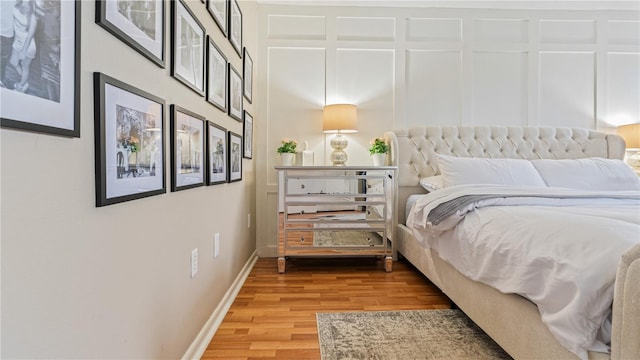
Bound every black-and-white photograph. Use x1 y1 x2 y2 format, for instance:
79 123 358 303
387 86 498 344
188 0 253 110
94 72 166 207
228 0 242 57
0 0 79 137
243 110 252 159
228 131 242 182
115 104 162 179
97 0 165 67
171 0 205 96
206 35 227 111
207 0 227 36
243 47 252 103
228 63 242 121
207 121 227 185
171 105 205 191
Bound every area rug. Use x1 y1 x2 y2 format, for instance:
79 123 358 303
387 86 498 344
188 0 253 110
313 230 383 247
317 309 512 360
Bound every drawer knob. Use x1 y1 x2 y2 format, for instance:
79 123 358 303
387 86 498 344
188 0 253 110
301 184 305 189
300 237 305 243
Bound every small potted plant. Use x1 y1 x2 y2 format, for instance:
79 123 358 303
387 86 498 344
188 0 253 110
369 137 388 166
277 138 298 166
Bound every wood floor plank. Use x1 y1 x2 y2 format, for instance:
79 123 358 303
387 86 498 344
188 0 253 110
200 257 452 360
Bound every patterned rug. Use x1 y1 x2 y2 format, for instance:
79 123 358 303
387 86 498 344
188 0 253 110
317 309 512 360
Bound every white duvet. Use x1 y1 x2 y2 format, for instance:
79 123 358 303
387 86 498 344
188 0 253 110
406 185 640 360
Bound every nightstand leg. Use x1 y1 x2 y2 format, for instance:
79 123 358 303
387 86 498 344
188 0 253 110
278 257 286 273
385 256 393 272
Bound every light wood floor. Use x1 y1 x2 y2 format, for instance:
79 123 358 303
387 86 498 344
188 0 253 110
201 257 453 360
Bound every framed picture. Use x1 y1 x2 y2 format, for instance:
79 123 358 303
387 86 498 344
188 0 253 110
96 0 165 67
228 0 242 57
170 105 205 191
228 64 243 121
94 72 166 207
171 0 205 96
243 47 253 103
206 36 227 111
206 121 227 185
228 131 242 182
207 0 227 36
0 1 80 137
243 111 253 159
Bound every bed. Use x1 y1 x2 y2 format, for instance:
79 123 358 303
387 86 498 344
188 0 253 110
384 126 640 360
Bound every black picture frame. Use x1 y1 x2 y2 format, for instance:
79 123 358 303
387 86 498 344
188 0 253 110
206 121 228 185
207 0 228 36
228 0 242 57
170 105 206 192
228 131 242 182
171 0 205 96
1 1 80 137
243 47 253 103
243 111 253 159
206 35 227 112
228 63 243 121
94 72 166 207
96 0 165 68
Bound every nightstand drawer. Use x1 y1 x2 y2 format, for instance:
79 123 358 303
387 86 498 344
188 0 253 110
283 228 386 249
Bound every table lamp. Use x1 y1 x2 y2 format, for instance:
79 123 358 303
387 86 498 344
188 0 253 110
323 104 357 166
617 123 640 171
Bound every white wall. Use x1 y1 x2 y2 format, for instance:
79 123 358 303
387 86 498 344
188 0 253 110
0 0 257 358
255 3 640 257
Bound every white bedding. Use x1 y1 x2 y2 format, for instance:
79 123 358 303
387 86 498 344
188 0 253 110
406 185 640 360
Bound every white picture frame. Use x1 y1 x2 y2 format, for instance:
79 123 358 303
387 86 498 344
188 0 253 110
171 0 205 96
206 36 227 111
207 0 228 36
170 105 206 191
228 0 242 57
228 63 243 121
207 121 228 185
243 47 253 103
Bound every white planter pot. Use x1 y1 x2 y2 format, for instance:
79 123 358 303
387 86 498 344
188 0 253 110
280 153 295 166
372 153 386 166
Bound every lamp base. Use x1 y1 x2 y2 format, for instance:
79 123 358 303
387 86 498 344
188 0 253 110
329 133 348 166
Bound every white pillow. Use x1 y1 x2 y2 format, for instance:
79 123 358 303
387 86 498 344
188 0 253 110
531 158 640 191
437 154 547 187
419 175 444 192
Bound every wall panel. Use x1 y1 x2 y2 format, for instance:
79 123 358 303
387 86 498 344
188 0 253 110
539 52 595 128
406 50 462 126
472 52 529 126
607 53 640 125
267 47 326 179
336 17 395 41
335 49 395 164
268 15 326 40
540 20 597 44
406 18 462 42
473 19 528 43
608 21 640 45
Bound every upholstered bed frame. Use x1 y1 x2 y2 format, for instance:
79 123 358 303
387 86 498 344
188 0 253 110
384 127 640 360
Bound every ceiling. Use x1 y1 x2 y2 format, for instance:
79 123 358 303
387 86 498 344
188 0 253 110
256 0 640 11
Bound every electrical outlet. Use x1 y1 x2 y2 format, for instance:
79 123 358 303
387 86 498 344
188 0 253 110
247 213 251 228
191 248 198 278
214 233 220 258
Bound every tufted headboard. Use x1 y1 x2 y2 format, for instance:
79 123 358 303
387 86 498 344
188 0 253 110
384 126 626 222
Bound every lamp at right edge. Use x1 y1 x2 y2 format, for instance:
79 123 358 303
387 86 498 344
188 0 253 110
617 123 640 171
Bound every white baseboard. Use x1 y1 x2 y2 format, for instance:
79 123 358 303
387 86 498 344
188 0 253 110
181 250 258 360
